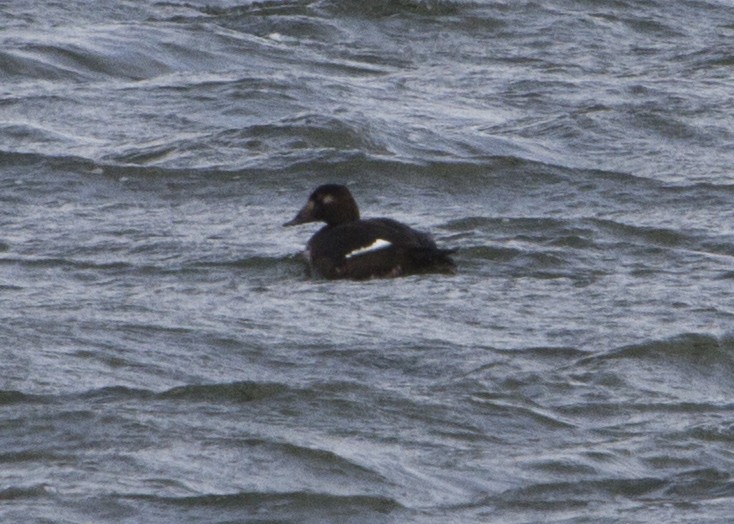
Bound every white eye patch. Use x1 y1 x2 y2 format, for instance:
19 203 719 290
345 238 392 259
321 194 335 204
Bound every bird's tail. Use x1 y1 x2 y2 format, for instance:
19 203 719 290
409 247 457 274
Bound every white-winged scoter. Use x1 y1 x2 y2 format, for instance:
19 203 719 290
284 184 456 279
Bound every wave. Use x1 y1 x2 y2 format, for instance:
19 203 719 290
1 380 300 407
0 484 53 501
558 333 734 417
158 381 290 403
482 467 734 516
491 476 667 510
69 381 300 406
1 27 169 82
321 0 463 18
0 149 95 170
1 13 281 84
447 212 732 259
0 251 302 278
199 0 315 19
125 490 402 520
588 218 691 248
0 256 133 271
0 390 43 406
591 332 734 367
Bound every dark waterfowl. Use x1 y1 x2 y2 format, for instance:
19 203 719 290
284 184 456 279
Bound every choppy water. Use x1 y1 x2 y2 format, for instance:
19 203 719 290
2 0 734 522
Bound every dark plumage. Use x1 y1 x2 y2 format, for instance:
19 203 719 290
284 184 456 280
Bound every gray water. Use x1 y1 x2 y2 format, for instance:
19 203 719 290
2 0 734 522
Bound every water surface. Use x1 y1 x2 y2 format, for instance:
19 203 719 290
2 1 734 522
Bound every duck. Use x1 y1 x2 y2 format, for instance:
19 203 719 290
283 184 456 279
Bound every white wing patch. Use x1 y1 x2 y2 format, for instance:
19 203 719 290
345 238 392 259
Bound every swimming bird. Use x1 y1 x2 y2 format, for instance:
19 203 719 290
284 184 456 279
